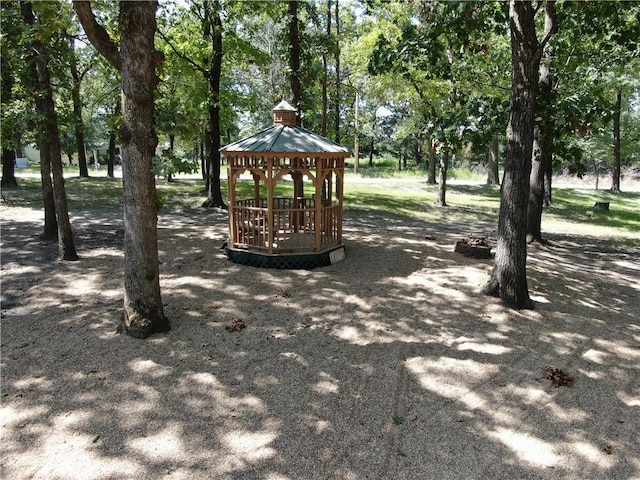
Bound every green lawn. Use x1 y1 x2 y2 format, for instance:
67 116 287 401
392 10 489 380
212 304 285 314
4 171 638 243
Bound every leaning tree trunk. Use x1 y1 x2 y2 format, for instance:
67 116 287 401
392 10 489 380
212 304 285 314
202 0 226 208
22 1 78 260
435 150 448 207
611 89 621 192
482 0 546 310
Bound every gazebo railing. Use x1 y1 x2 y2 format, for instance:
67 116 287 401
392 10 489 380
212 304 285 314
231 197 341 253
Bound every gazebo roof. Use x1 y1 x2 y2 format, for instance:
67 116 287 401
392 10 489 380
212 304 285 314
221 125 350 155
221 100 350 155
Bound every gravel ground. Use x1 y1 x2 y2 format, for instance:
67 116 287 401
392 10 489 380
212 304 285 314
1 177 639 480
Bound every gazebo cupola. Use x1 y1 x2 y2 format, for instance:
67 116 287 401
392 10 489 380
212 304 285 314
221 101 350 269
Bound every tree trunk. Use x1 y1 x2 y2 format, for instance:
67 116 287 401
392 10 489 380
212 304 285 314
74 0 170 337
611 89 621 192
36 127 58 240
107 129 116 178
321 0 331 136
486 137 500 185
427 139 437 184
288 0 302 124
483 0 545 310
435 151 448 207
118 2 170 337
334 0 340 143
1 45 19 188
527 124 545 243
22 1 78 260
202 0 226 208
201 140 208 184
527 9 556 244
543 158 552 206
1 148 18 188
70 43 90 178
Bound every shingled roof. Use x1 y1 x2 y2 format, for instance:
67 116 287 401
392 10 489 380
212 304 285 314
221 101 350 155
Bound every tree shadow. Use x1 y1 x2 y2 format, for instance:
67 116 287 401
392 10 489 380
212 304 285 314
1 202 638 479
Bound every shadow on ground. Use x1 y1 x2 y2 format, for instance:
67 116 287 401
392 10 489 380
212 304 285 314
1 202 639 480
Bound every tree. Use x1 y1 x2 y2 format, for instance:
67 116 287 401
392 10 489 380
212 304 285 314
1 5 21 189
74 0 170 338
483 0 556 309
158 0 227 207
69 38 92 178
288 0 302 124
486 138 500 185
368 1 509 205
333 0 341 142
21 1 79 260
527 3 557 244
200 0 226 207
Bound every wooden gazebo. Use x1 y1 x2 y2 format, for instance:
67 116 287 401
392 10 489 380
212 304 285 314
221 101 350 269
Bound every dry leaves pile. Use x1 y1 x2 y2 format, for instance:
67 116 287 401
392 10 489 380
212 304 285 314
225 318 247 332
543 366 574 388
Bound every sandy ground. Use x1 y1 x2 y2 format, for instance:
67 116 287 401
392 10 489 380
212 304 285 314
1 177 639 480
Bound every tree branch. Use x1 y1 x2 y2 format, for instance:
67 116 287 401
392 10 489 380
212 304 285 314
156 29 208 77
539 1 558 52
72 1 121 71
532 1 558 69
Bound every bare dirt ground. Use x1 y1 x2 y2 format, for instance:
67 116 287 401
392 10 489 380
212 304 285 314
1 177 639 480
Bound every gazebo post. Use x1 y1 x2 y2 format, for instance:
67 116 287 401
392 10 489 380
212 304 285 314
314 158 323 252
267 156 275 254
336 168 343 242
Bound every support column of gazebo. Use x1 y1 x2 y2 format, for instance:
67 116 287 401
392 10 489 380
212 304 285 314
221 101 349 269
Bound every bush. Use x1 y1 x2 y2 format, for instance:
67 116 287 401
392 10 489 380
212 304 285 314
153 149 199 180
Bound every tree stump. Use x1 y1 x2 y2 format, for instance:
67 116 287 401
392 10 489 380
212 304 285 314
593 202 610 211
454 236 492 259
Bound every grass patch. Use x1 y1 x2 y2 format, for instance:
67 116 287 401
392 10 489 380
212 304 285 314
344 180 501 226
547 187 640 231
4 173 638 243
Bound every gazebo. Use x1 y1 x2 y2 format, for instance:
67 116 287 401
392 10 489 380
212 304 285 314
221 101 350 269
